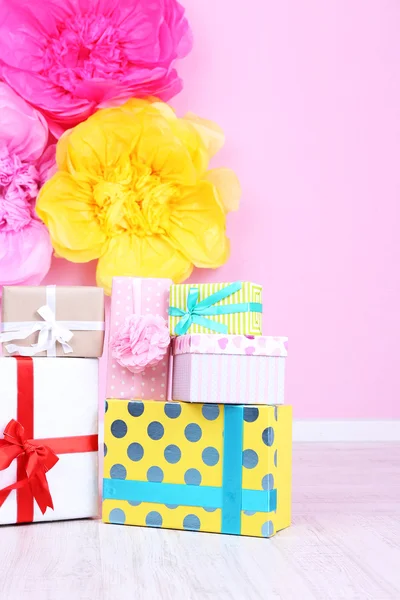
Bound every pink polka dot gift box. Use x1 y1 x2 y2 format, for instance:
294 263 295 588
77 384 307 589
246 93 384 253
172 334 288 405
106 278 172 402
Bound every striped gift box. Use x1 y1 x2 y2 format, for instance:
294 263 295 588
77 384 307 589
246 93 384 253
172 334 288 405
168 282 262 336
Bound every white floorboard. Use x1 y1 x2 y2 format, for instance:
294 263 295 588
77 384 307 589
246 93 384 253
0 443 399 600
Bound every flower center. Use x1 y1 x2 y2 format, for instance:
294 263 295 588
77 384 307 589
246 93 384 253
93 164 175 237
42 15 128 92
0 149 39 232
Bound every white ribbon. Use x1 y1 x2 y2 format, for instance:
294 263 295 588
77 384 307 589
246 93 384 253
0 305 74 356
131 278 142 313
0 285 105 357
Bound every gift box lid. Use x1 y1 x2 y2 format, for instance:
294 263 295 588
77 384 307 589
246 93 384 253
172 334 288 357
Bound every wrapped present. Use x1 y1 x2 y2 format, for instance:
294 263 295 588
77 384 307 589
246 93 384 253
102 400 291 538
0 285 105 357
172 334 288 405
0 357 99 525
106 277 172 402
168 281 262 336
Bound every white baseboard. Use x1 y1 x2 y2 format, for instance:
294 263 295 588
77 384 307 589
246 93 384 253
293 419 400 442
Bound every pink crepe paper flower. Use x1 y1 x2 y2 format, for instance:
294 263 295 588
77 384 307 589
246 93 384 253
110 314 170 374
0 83 55 294
0 0 192 136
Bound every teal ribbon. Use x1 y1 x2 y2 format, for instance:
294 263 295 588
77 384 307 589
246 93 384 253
222 405 244 534
103 479 276 517
168 281 262 335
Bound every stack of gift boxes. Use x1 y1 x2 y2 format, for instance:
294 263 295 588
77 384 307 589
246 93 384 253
0 278 291 538
102 278 292 539
0 285 105 525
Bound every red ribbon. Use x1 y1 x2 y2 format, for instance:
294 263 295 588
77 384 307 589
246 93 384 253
0 357 98 522
0 419 59 514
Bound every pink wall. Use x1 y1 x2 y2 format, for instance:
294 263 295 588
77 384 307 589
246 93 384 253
44 0 400 418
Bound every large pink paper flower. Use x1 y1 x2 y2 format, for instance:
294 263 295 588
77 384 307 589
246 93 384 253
110 314 170 374
0 83 54 293
0 0 192 136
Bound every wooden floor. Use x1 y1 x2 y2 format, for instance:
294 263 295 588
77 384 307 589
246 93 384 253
1 443 399 600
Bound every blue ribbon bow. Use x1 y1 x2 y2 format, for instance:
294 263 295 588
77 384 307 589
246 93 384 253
168 281 262 335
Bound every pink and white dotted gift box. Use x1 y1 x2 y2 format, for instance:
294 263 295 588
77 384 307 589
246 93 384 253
172 334 288 405
106 278 172 401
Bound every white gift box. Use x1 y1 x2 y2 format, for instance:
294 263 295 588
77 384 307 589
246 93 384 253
0 357 99 525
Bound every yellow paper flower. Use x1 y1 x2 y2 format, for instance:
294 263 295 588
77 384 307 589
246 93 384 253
36 99 241 294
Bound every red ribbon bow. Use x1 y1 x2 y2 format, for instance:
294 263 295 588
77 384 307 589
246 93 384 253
0 419 59 514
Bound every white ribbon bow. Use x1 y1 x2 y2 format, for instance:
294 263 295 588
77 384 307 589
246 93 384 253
0 305 74 357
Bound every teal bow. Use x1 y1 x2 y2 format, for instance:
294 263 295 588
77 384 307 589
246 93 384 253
168 281 262 335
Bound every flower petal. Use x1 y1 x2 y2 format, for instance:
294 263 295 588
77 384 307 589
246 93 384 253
97 233 193 295
0 67 94 132
37 144 57 185
116 102 200 184
56 109 139 177
0 82 48 162
183 113 225 160
36 172 106 262
166 181 230 268
205 168 242 213
0 220 52 291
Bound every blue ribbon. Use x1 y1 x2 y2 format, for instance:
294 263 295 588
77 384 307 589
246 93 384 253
168 281 262 335
103 479 276 515
222 405 244 534
103 404 277 534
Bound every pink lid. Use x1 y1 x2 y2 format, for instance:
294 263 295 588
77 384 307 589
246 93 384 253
172 334 288 357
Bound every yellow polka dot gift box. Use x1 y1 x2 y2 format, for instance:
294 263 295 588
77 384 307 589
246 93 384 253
103 400 292 538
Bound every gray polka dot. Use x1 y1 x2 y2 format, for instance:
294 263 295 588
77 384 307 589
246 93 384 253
127 442 144 462
111 419 127 438
184 468 202 485
165 504 178 509
183 514 200 530
274 406 278 421
262 473 274 490
243 510 256 516
145 511 163 527
274 449 278 467
202 404 220 421
243 407 259 422
203 507 217 513
202 447 220 466
147 421 164 440
128 501 142 506
262 427 274 446
103 443 107 457
242 449 259 469
184 423 202 442
110 464 127 479
105 400 108 413
261 520 274 537
109 508 126 524
147 466 164 483
164 444 181 464
128 401 144 417
164 403 182 419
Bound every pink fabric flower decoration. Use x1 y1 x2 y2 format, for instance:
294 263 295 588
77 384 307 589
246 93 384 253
0 0 192 136
110 314 170 374
0 83 55 294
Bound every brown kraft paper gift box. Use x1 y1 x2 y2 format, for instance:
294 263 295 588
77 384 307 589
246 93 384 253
1 286 105 358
